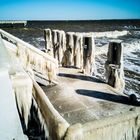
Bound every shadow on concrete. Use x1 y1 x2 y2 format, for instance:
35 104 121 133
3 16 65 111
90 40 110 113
76 89 140 106
58 73 104 83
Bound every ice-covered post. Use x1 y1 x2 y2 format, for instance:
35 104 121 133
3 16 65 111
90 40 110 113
58 30 66 65
52 30 59 59
62 32 74 67
73 33 82 68
52 30 66 65
44 29 53 56
83 35 95 75
105 42 125 92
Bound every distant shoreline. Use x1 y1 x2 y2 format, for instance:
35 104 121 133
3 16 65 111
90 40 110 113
0 19 140 29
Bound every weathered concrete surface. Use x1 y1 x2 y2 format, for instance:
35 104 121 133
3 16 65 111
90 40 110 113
41 67 140 139
42 67 140 125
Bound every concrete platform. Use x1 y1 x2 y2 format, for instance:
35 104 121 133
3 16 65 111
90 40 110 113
41 67 140 125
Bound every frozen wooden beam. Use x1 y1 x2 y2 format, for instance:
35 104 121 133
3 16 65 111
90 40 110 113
62 33 73 67
51 30 67 65
105 42 125 93
83 34 95 75
73 34 82 68
44 29 53 56
52 30 59 59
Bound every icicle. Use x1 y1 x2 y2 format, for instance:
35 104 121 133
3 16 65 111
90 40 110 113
65 115 140 140
16 43 27 68
11 72 33 129
46 60 58 84
16 43 57 83
32 98 49 139
37 106 49 139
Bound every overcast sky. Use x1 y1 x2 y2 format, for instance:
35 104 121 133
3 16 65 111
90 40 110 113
0 0 140 20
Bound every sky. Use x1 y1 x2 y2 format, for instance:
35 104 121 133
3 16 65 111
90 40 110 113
0 0 140 20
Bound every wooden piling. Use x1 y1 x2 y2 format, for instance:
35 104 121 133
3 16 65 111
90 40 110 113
83 35 95 75
73 34 82 68
105 42 125 92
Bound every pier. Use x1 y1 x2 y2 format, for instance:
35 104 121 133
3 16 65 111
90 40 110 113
0 28 140 140
0 20 27 28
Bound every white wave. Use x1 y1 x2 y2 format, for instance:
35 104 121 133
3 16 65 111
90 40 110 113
123 25 139 30
94 30 128 38
123 39 140 53
132 31 140 36
36 37 44 42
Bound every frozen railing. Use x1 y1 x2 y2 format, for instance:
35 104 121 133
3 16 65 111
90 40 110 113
0 31 69 139
0 36 12 70
0 29 58 84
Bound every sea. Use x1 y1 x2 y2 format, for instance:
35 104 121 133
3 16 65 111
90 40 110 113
1 20 140 97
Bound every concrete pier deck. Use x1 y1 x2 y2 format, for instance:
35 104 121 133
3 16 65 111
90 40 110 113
1 28 140 139
41 67 139 125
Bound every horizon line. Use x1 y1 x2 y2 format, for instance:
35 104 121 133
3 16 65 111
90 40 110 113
0 19 140 22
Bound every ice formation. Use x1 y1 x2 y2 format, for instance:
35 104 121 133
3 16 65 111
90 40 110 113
31 77 70 140
44 29 53 56
50 30 67 65
61 32 74 66
32 97 49 139
105 42 125 93
11 72 33 129
16 42 58 83
73 33 82 68
52 30 59 60
82 33 96 75
64 113 140 140
58 30 65 65
45 30 96 75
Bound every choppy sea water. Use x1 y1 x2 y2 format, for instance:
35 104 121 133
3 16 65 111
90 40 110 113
2 20 140 96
